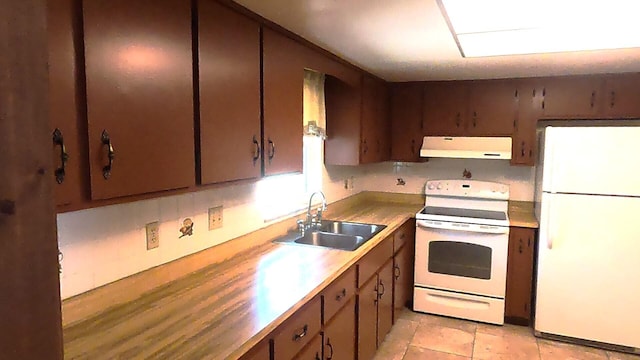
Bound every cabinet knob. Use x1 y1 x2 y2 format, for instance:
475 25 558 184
394 264 401 280
101 130 115 179
52 128 69 184
335 288 347 301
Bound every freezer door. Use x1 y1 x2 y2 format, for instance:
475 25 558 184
541 126 640 197
535 192 640 348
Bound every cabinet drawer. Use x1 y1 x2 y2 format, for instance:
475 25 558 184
393 220 415 253
322 266 356 324
357 236 393 288
273 296 321 360
293 333 322 360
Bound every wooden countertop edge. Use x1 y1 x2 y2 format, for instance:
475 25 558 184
508 200 539 229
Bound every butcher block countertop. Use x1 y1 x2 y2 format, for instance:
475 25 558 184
508 200 539 228
62 192 423 360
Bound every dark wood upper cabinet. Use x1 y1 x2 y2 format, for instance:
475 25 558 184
197 0 260 185
423 81 468 136
467 80 518 136
361 76 390 164
83 0 195 200
324 75 362 166
540 76 603 118
505 227 536 325
390 83 424 162
262 28 304 176
511 79 544 166
602 73 640 118
48 0 88 207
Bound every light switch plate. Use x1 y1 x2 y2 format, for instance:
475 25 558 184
145 221 160 250
208 206 223 230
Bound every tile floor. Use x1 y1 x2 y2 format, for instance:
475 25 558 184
374 309 640 360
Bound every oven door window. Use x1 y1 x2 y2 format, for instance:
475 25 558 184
428 241 492 280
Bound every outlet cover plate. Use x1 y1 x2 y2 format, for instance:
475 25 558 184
145 221 160 250
208 206 223 230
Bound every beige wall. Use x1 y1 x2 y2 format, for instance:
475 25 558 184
57 158 533 299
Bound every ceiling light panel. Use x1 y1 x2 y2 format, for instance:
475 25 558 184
440 0 640 57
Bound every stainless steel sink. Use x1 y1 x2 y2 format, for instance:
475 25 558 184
294 232 366 251
274 220 386 251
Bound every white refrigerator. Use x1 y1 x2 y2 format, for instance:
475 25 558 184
534 124 640 351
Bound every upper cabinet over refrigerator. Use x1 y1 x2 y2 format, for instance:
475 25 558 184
538 124 640 197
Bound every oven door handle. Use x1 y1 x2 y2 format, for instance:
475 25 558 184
416 220 509 234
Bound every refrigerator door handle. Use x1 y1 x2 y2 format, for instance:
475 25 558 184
546 200 554 249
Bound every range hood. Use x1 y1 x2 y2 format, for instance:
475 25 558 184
420 136 512 160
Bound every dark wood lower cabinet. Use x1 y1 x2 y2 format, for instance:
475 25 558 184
358 274 378 360
323 297 356 360
393 244 414 320
505 227 536 325
376 260 394 346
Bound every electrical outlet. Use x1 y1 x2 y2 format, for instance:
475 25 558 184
145 221 160 250
208 206 223 230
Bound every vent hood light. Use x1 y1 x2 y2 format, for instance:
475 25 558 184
420 136 512 160
439 0 640 57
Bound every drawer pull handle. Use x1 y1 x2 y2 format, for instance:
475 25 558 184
292 324 308 341
325 338 334 360
394 264 401 280
252 135 260 165
267 138 275 163
335 288 347 301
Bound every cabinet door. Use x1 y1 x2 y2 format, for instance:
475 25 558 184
540 76 603 118
505 227 535 324
295 334 323 360
360 76 378 164
468 80 518 136
390 83 423 162
511 79 544 166
603 73 640 118
323 297 356 360
48 0 87 206
377 260 394 346
374 79 391 162
423 82 468 136
357 275 378 360
263 28 304 176
198 1 260 185
324 75 361 166
83 0 195 200
393 244 414 320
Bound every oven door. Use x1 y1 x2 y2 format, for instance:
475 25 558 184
414 219 509 298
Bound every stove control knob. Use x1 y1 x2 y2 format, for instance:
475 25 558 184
437 183 443 190
427 183 435 190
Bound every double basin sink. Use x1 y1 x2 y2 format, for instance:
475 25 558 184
274 220 387 251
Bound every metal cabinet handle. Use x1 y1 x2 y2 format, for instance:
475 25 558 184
410 139 415 155
252 135 260 165
455 112 461 127
325 338 334 360
590 91 596 108
394 264 401 280
472 111 477 127
335 288 347 301
101 130 114 179
378 280 385 298
363 139 368 154
267 138 275 163
52 128 69 184
292 324 308 341
521 141 526 157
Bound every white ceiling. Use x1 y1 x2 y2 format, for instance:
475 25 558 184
233 0 640 82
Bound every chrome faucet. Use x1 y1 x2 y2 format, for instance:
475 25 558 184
298 191 327 233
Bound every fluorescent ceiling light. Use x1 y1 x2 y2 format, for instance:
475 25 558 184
439 0 640 57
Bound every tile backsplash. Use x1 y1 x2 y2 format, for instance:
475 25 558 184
57 158 534 299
